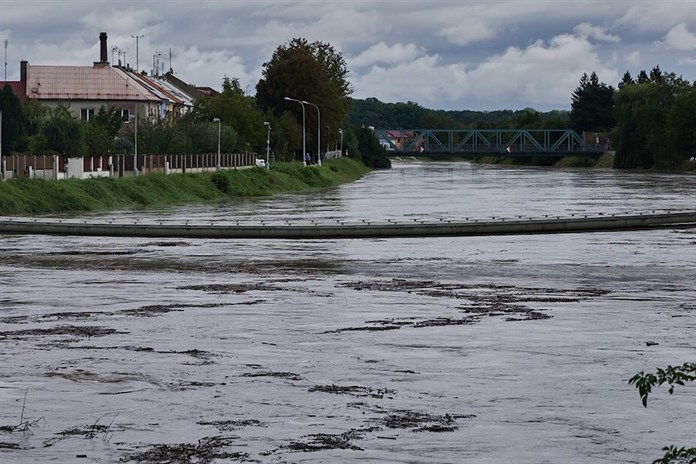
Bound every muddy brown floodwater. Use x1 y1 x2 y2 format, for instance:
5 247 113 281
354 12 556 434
1 161 695 463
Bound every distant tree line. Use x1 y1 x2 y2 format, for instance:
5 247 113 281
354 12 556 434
348 97 570 131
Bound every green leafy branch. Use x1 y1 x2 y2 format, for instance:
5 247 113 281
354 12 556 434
629 362 696 464
629 362 696 407
652 446 696 464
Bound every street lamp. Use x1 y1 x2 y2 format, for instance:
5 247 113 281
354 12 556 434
263 121 271 170
302 100 321 166
213 118 221 170
339 128 343 157
284 97 306 166
133 109 139 176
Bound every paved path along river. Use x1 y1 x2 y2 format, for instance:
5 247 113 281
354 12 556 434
0 161 695 463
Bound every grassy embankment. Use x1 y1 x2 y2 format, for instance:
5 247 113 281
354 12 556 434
0 157 370 216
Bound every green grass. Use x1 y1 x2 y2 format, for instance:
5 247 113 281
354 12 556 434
0 157 370 215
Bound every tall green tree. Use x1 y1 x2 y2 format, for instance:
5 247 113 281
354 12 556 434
40 107 85 157
613 70 692 169
0 83 27 153
569 72 615 133
350 125 391 168
85 106 123 157
193 77 264 152
665 88 696 167
618 71 634 89
256 38 351 158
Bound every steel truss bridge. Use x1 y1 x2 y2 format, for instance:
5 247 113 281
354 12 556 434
375 128 602 157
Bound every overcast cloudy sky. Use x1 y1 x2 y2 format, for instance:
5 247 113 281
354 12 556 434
2 0 696 111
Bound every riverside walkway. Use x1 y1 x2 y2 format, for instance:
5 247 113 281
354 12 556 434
1 211 695 239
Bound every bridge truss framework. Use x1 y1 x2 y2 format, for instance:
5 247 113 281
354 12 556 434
375 128 601 157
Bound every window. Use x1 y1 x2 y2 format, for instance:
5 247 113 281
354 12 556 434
80 108 95 121
121 108 130 122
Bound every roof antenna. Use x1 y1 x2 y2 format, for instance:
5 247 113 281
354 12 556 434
4 39 8 82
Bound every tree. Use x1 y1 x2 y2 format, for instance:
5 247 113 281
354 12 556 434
125 118 236 155
637 70 650 84
629 363 696 463
650 65 663 84
193 77 264 152
619 71 634 89
85 107 123 157
40 107 86 157
665 88 696 167
351 125 391 168
613 83 670 169
256 38 351 158
569 72 615 133
612 69 692 169
0 83 27 153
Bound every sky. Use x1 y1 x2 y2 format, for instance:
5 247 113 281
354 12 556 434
2 0 696 112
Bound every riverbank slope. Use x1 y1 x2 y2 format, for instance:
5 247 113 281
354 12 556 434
0 158 370 215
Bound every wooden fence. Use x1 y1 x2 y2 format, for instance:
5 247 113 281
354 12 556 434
1 153 258 180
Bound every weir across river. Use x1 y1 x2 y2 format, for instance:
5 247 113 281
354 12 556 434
1 211 695 239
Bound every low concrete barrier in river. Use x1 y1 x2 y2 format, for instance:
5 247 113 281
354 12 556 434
1 211 696 239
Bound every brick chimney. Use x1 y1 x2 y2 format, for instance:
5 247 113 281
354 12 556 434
94 32 109 68
20 60 27 83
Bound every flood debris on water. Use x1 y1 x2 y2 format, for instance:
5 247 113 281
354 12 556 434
44 369 153 384
0 325 122 340
122 301 263 317
0 442 21 449
286 427 378 452
329 278 610 332
141 241 191 247
381 410 469 432
240 371 303 381
327 316 479 333
197 419 265 432
178 283 282 293
126 436 253 463
309 384 396 398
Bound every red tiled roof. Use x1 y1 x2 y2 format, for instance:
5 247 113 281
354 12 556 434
25 65 160 102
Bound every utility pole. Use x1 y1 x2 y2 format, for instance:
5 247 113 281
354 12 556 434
131 34 144 73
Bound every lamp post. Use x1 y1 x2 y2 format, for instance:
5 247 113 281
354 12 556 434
284 97 306 166
263 121 271 170
339 128 343 157
213 118 221 170
133 109 138 176
302 100 321 166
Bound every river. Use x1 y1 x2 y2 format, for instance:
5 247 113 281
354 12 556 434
1 160 694 463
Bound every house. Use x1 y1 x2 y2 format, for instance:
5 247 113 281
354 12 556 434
4 32 207 121
18 33 160 122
